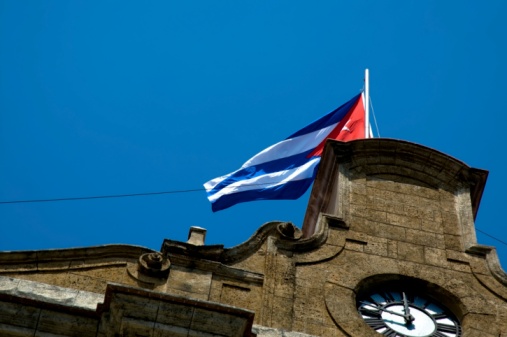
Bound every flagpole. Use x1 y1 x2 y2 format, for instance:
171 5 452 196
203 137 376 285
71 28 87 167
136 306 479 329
364 68 370 138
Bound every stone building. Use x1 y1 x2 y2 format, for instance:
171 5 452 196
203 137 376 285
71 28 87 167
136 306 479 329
0 139 506 336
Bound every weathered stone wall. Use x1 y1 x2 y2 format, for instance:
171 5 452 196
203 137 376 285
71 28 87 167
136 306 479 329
350 175 458 265
287 140 507 336
0 139 506 337
4 264 137 294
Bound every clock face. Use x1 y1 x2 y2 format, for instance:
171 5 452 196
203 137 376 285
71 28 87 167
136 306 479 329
357 289 461 337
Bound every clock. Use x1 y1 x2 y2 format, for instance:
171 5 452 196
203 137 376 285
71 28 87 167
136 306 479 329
356 288 461 337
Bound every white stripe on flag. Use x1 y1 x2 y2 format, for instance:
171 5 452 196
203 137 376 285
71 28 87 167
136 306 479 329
207 157 320 202
204 123 337 191
241 122 337 168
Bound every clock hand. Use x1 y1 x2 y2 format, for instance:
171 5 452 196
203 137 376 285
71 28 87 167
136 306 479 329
359 302 408 319
402 292 415 324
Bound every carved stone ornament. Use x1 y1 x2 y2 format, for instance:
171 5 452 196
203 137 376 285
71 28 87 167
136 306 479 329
138 252 171 278
276 222 302 240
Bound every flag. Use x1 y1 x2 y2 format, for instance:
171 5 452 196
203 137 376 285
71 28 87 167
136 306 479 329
204 93 366 212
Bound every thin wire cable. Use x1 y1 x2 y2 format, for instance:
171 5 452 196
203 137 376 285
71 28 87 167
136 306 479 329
0 182 275 204
0 189 204 204
369 96 381 138
476 228 507 247
367 94 506 247
1 185 506 248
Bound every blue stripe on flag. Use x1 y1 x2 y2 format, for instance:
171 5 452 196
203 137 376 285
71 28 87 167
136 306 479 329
206 150 314 196
288 94 361 138
210 177 316 212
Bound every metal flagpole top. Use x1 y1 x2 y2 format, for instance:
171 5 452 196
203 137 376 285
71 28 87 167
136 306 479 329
364 69 370 138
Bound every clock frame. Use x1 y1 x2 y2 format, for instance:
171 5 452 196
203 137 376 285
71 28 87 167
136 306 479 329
356 285 462 337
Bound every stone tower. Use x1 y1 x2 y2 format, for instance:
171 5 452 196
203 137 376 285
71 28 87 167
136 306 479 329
0 139 506 336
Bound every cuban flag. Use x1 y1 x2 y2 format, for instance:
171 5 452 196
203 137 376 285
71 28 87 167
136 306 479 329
204 93 366 212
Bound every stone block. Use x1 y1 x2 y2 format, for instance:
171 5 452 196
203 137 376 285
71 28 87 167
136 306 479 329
403 204 422 218
153 323 190 337
167 267 212 296
36 260 71 271
366 195 388 210
386 212 421 230
295 265 325 282
364 238 388 257
0 323 36 336
17 278 79 304
165 288 209 301
120 317 154 337
291 318 305 333
36 310 97 337
447 259 471 273
0 301 40 328
434 234 446 249
468 255 490 275
439 195 456 213
351 217 379 237
444 234 463 251
367 189 400 207
220 283 258 312
350 192 368 206
387 240 398 258
270 296 294 329
397 242 424 263
0 263 38 273
233 254 266 275
66 272 109 293
462 313 500 335
376 223 406 241
344 240 364 252
190 308 245 336
351 205 387 224
320 326 344 337
253 325 322 337
421 217 444 234
424 247 447 267
405 229 440 248
442 211 461 235
305 321 323 336
112 293 160 322
252 325 283 337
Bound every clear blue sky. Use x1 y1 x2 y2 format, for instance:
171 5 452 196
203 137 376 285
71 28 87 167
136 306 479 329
1 2 506 268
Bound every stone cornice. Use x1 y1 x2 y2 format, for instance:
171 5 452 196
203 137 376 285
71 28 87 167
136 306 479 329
303 139 488 236
162 220 334 266
0 244 155 273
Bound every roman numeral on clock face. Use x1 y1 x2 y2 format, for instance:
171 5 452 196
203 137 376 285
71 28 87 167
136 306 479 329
431 313 447 320
380 291 396 303
436 322 458 334
382 328 399 337
363 317 386 329
433 332 451 337
363 318 405 337
359 306 381 317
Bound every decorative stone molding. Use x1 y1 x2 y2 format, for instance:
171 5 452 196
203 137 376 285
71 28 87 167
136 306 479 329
127 252 171 286
276 222 302 240
0 244 155 274
137 252 171 278
468 243 507 301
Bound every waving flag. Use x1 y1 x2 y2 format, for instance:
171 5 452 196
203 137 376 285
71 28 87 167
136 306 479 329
204 93 366 212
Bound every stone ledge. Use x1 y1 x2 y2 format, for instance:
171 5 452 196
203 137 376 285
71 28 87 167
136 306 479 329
252 325 318 337
0 244 155 273
0 275 103 311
